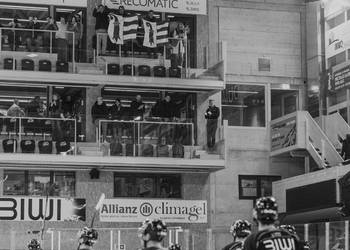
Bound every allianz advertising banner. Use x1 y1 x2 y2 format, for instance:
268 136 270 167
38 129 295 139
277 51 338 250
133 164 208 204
0 197 86 221
104 0 207 15
100 199 207 223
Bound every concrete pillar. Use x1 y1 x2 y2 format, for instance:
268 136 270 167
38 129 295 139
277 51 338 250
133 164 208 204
86 0 98 62
86 87 101 142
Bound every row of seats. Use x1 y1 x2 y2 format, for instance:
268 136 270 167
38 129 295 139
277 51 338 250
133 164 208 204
110 141 184 158
2 139 71 154
2 58 182 78
3 58 69 72
107 64 182 78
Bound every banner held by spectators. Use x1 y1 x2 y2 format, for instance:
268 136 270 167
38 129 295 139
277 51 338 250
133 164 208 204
143 20 169 48
108 13 138 45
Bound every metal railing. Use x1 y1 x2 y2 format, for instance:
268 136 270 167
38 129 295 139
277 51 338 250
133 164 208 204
97 33 190 77
98 119 194 158
0 27 76 70
0 115 77 155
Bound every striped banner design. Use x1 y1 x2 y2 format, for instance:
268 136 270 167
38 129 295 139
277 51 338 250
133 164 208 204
156 21 169 45
108 14 138 44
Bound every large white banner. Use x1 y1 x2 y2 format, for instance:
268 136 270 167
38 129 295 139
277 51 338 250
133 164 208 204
0 197 86 221
0 0 87 7
100 199 207 223
105 0 207 15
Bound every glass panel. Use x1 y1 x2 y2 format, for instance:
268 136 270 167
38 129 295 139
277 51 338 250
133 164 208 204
135 177 155 198
114 174 181 198
339 108 348 123
328 89 347 106
241 178 257 197
27 171 50 196
284 94 297 115
308 223 325 250
260 176 281 197
329 221 345 250
3 170 25 195
52 171 75 197
222 84 265 127
158 175 181 198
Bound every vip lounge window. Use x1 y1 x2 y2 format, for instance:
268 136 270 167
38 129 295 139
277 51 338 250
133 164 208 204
239 175 281 200
3 170 75 197
222 84 266 127
114 173 181 198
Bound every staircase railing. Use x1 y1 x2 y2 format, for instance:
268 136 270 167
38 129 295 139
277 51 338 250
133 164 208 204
305 112 343 168
323 112 350 150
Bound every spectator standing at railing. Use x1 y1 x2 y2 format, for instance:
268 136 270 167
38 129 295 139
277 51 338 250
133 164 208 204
25 16 42 52
93 2 110 55
341 134 350 161
170 22 189 68
41 16 58 53
3 18 21 51
68 16 82 62
130 95 145 121
109 99 126 142
205 99 220 149
7 99 25 117
159 95 176 121
91 96 109 142
26 96 41 117
56 16 68 62
49 94 64 141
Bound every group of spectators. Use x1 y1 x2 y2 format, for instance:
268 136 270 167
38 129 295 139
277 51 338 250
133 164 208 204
92 94 180 142
93 4 190 67
1 15 83 62
2 94 84 141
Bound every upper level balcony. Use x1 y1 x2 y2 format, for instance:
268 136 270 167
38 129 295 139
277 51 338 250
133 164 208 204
0 27 225 91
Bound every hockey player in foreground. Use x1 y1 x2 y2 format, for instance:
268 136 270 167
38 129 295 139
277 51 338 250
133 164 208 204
243 197 304 250
222 220 252 250
138 219 168 250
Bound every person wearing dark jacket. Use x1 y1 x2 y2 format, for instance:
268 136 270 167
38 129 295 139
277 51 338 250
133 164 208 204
91 96 109 142
205 99 220 149
49 94 64 141
341 134 350 160
93 3 110 55
130 95 145 120
160 95 176 120
109 99 125 141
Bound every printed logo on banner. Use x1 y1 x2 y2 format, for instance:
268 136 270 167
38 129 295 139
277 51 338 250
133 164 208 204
0 197 86 221
105 0 207 15
100 199 207 223
271 117 297 152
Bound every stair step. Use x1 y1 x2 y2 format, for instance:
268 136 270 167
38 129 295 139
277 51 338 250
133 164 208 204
80 151 104 156
199 154 220 160
79 146 101 152
77 142 99 147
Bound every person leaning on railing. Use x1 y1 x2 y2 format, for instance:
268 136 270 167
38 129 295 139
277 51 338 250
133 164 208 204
24 16 42 52
48 94 64 141
109 98 127 142
56 17 68 62
68 15 82 62
91 96 109 142
1 18 21 51
41 16 58 53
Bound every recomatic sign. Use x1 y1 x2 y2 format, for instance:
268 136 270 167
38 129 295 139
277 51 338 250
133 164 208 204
100 199 207 223
105 0 207 15
0 197 86 221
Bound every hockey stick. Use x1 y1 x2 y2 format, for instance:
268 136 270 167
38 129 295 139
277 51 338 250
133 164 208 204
0 175 8 184
90 193 105 228
40 183 56 242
